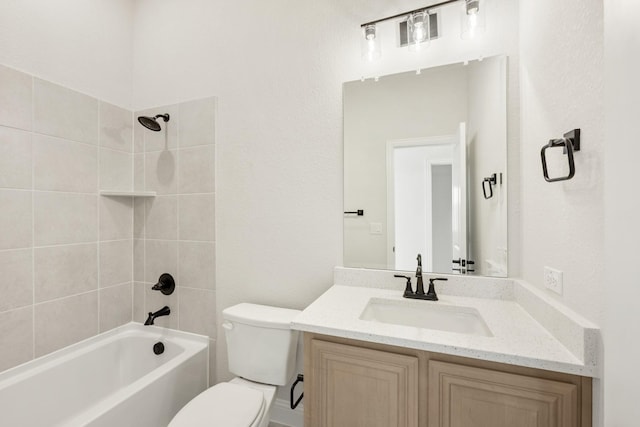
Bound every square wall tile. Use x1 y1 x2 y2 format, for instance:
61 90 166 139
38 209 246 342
35 291 99 357
100 102 133 152
144 240 177 283
133 282 146 323
133 198 146 239
145 150 178 195
179 97 215 148
179 288 216 337
0 307 33 372
34 79 99 144
145 196 177 240
100 148 133 191
34 192 97 246
134 239 144 282
179 194 215 241
134 117 144 153
178 145 215 194
178 241 215 290
33 134 98 193
100 240 133 288
0 249 33 312
34 243 98 303
0 65 32 131
138 104 178 152
0 190 32 250
0 126 31 189
134 154 145 191
99 196 133 241
99 283 133 332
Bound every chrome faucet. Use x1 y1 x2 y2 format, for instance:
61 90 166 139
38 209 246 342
144 306 171 325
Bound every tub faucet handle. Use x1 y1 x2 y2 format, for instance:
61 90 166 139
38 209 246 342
152 273 175 295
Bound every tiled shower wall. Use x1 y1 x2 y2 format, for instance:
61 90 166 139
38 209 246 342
0 64 134 371
0 64 217 381
132 98 217 385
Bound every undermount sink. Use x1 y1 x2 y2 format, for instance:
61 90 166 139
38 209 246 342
359 298 493 337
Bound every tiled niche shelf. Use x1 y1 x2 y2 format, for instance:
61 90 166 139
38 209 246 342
99 191 157 197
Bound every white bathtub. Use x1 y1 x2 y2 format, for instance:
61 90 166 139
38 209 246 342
0 323 208 427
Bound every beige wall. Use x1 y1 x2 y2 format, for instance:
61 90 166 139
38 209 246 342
132 98 218 385
0 64 134 371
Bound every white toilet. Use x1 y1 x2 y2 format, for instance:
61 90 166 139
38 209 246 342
169 303 301 427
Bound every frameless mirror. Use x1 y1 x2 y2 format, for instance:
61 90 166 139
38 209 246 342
343 55 508 277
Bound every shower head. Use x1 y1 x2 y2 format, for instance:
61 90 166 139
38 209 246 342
137 114 170 132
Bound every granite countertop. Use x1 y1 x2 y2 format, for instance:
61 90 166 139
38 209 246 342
292 268 599 377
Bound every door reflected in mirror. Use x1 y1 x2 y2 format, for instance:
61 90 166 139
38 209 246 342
344 56 508 277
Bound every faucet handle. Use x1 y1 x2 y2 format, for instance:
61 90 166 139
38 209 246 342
152 273 175 295
394 274 414 297
424 277 448 301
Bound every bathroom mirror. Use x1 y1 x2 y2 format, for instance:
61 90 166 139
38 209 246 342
344 55 508 277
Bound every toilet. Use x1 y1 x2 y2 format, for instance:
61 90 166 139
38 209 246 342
169 303 301 427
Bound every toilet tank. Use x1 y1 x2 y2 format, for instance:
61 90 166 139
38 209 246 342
222 303 301 386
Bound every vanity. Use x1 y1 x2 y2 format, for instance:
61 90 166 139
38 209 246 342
292 268 598 427
301 50 599 426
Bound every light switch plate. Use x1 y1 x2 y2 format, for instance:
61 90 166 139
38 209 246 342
369 222 382 235
544 266 563 295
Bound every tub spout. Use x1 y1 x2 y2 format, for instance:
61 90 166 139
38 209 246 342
144 306 171 326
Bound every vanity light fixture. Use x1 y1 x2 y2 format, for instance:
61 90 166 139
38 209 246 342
360 0 485 61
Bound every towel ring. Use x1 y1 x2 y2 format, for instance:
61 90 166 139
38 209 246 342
541 129 581 182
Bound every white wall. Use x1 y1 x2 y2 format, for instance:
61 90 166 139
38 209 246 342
0 0 134 108
519 1 604 423
603 1 640 424
131 0 519 388
519 0 604 325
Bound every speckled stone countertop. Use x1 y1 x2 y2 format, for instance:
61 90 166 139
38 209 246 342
291 268 599 377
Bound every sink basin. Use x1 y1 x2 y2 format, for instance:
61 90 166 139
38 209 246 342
359 298 493 337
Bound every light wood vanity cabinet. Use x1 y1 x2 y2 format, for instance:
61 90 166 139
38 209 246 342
304 333 591 427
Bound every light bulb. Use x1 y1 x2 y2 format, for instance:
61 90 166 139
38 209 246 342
407 11 429 52
361 24 381 61
461 0 485 40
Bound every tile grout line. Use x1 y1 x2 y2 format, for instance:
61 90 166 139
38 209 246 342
30 74 36 361
176 106 181 331
142 109 147 322
130 109 135 323
97 101 101 334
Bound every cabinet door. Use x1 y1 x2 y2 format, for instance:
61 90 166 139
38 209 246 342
428 360 578 427
308 339 418 427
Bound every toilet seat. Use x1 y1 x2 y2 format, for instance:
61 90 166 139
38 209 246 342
168 382 265 427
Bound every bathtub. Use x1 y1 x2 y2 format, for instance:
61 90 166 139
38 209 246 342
0 323 208 427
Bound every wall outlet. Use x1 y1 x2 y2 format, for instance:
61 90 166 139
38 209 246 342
544 266 563 295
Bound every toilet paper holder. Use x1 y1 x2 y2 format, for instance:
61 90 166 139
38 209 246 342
290 373 304 410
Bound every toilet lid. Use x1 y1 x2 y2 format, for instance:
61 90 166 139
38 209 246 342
168 382 265 427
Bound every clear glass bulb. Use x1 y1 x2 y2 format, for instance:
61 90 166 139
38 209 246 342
461 0 485 40
361 24 381 61
407 11 430 52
